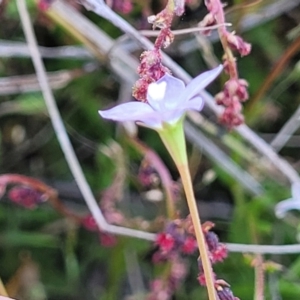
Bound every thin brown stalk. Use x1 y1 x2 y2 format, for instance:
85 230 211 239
247 36 300 112
0 278 8 297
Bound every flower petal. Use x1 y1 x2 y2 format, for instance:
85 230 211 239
147 73 185 111
159 97 204 124
99 102 162 128
147 80 167 111
177 96 204 112
292 182 300 200
179 65 223 103
159 110 183 124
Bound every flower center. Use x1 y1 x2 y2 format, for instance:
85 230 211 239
148 81 167 103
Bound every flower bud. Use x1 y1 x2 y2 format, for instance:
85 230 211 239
217 286 238 300
181 236 197 254
220 108 244 128
8 186 46 209
226 32 251 57
215 91 230 107
82 214 98 231
156 232 175 254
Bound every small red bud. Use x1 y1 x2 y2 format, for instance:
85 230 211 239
156 233 175 254
8 186 46 209
226 32 251 57
82 215 98 231
181 236 197 254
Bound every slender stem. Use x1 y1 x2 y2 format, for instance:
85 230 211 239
158 122 217 300
214 0 238 79
248 36 300 113
0 278 8 297
254 254 265 300
177 163 217 300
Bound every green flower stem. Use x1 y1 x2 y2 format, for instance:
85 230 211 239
158 119 188 167
158 120 217 300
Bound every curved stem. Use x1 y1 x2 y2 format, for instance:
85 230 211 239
127 137 176 219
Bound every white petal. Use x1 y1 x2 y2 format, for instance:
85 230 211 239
148 81 167 101
147 74 185 111
147 80 167 111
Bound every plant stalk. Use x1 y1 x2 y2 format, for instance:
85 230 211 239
158 121 217 300
177 163 217 300
0 278 8 297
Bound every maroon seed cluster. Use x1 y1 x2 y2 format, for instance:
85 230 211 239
215 78 249 128
8 186 47 209
152 217 234 298
197 223 239 299
132 50 171 102
200 0 251 129
132 6 174 102
154 220 198 262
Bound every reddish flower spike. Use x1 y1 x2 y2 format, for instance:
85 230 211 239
212 244 228 262
181 236 197 254
8 186 45 209
82 215 98 232
156 232 175 254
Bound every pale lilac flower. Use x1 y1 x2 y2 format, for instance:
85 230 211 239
99 65 223 130
275 183 300 218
